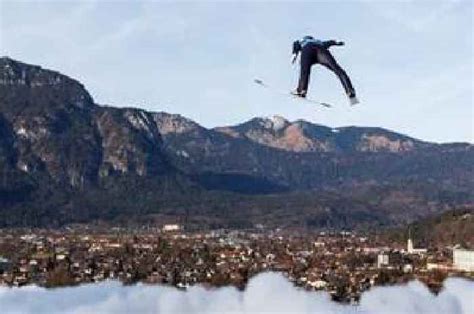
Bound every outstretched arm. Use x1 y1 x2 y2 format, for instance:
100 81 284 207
292 40 301 64
291 52 298 64
323 40 345 48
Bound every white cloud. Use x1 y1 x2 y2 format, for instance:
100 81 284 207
0 272 472 314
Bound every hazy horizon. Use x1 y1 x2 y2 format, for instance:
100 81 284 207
1 0 472 143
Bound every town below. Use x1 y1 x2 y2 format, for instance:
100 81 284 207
0 225 473 304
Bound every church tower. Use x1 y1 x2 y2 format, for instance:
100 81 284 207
407 228 414 253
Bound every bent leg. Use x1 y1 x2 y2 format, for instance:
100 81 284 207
318 50 355 97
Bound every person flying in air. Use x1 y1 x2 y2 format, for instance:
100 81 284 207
291 35 359 105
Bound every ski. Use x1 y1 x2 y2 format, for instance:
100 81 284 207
254 79 332 108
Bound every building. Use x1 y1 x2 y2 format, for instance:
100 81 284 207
453 248 474 272
406 231 427 254
0 257 12 273
162 224 181 232
377 253 389 268
403 264 413 273
426 263 452 271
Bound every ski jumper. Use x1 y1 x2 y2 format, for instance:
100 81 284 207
293 37 355 98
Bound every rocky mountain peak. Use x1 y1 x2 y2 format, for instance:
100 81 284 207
0 58 472 228
212 116 428 153
0 57 94 111
261 115 290 132
152 112 203 135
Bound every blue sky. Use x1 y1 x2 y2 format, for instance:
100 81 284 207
0 0 472 143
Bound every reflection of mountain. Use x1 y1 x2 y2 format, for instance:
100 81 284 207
1 57 473 228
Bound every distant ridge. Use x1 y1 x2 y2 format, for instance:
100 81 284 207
0 58 473 228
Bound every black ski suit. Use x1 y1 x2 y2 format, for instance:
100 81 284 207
293 38 355 98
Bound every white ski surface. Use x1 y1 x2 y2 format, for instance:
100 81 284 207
254 79 332 108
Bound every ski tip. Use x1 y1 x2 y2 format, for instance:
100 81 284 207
254 79 264 85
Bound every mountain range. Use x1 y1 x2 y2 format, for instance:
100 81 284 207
0 57 472 229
